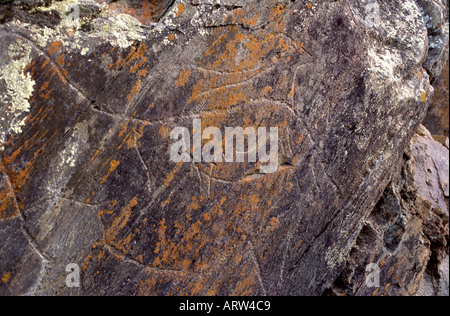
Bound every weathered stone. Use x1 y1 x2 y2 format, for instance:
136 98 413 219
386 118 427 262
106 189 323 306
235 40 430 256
412 125 449 214
0 0 448 296
423 61 449 137
417 254 449 296
416 0 449 82
326 125 449 296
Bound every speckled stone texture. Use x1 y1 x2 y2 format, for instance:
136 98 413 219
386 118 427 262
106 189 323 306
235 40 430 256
0 0 449 296
326 125 448 296
423 61 449 138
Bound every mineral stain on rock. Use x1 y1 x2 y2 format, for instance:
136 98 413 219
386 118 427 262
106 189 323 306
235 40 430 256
0 0 449 296
107 0 177 23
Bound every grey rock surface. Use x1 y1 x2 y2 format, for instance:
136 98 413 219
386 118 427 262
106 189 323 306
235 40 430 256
417 254 449 296
0 0 449 296
327 125 449 296
416 0 450 82
423 60 449 138
412 125 449 214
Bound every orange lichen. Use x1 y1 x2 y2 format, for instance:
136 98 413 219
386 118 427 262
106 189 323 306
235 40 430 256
418 69 423 79
79 0 306 295
122 121 147 149
48 41 62 56
279 38 290 52
127 45 148 73
190 4 292 115
154 218 168 254
107 0 171 25
164 162 183 187
3 131 55 197
101 160 120 185
298 42 304 54
261 85 273 96
2 272 11 284
420 90 427 103
90 150 100 163
127 80 142 102
56 54 65 67
0 163 20 220
161 197 171 207
267 217 280 231
176 3 185 17
103 195 139 246
98 250 106 260
245 12 261 27
203 212 212 222
176 70 191 87
159 125 170 138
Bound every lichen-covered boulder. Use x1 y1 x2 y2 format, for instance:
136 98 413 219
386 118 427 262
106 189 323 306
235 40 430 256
0 0 448 295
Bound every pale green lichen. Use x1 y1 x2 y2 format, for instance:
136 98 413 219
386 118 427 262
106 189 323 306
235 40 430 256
80 47 89 56
25 0 146 51
99 13 146 48
325 244 352 271
0 44 35 151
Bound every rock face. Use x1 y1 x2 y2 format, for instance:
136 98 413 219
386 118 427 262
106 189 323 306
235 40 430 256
423 61 449 138
416 0 449 83
0 0 448 296
419 0 450 139
326 125 449 296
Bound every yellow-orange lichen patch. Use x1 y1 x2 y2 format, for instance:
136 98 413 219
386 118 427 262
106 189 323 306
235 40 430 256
176 70 192 87
107 0 168 26
127 44 148 73
418 69 424 79
2 272 11 284
3 131 55 197
0 162 20 220
101 160 120 185
267 217 280 231
191 13 294 113
115 44 148 105
176 3 185 17
103 195 139 246
203 212 212 222
420 90 427 103
245 12 261 28
159 125 170 139
164 162 183 187
127 80 142 102
122 121 147 149
48 41 62 56
161 197 171 207
56 54 66 67
154 218 168 254
298 42 304 54
261 85 273 96
90 150 101 164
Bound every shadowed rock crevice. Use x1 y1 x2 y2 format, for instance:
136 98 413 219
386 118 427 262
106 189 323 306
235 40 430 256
416 0 449 83
326 125 449 296
1 0 449 296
